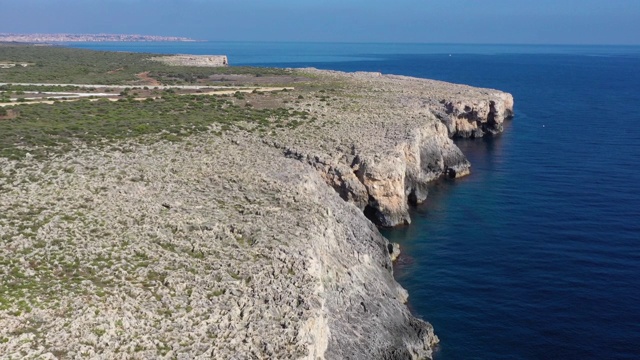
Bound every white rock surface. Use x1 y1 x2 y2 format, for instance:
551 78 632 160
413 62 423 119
151 55 229 67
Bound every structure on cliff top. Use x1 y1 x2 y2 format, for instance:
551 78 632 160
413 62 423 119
150 55 229 67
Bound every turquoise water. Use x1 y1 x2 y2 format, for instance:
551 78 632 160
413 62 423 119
69 42 640 359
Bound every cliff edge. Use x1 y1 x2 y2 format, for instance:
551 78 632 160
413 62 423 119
280 69 514 227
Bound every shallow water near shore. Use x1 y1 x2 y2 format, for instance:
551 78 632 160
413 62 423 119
70 42 640 359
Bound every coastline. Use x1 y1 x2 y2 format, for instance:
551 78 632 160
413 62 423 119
0 45 513 358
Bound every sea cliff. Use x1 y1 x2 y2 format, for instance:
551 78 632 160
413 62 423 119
281 70 514 227
0 67 513 359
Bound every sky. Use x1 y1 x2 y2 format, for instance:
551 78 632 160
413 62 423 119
1 0 639 45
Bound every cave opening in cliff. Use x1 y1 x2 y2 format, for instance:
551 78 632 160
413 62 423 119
363 204 379 225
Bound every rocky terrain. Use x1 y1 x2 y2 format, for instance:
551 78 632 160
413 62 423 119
275 69 513 227
0 68 512 359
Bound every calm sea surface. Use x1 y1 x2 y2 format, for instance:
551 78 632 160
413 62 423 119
69 42 640 359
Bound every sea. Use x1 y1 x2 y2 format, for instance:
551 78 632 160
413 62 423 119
67 42 640 359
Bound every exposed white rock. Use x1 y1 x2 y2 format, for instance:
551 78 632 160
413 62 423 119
280 69 513 227
150 55 229 67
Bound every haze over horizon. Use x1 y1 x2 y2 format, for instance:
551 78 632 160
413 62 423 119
1 0 639 45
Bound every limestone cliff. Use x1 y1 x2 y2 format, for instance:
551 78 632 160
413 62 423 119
433 90 514 138
0 134 439 359
279 69 513 227
283 120 469 227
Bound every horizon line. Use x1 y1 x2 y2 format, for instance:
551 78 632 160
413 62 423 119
48 40 640 47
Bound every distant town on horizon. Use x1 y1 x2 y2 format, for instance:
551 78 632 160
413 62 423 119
0 33 196 43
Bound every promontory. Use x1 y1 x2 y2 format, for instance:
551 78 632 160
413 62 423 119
0 44 513 359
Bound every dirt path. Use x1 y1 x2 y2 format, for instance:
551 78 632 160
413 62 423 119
135 72 161 86
0 82 286 91
0 87 294 107
106 67 124 74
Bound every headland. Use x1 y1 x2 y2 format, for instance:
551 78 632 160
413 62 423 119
0 44 513 359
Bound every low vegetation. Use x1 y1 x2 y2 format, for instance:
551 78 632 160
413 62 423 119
0 92 314 159
0 44 292 84
0 45 322 160
0 44 365 358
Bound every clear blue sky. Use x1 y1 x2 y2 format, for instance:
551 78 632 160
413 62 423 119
1 0 639 44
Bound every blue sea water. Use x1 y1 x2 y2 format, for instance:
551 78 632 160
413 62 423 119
69 42 640 359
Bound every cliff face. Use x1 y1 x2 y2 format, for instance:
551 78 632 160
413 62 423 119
287 121 469 227
299 168 439 359
0 133 439 359
355 122 471 226
434 92 515 138
280 70 513 227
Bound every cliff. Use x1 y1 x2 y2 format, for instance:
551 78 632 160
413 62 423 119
0 69 513 359
279 69 514 227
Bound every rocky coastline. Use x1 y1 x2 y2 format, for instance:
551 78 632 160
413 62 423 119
281 70 514 228
0 68 513 358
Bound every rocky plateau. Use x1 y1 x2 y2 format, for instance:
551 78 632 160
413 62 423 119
0 69 513 359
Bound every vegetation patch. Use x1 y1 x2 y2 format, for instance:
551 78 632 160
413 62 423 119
0 92 312 159
0 44 294 85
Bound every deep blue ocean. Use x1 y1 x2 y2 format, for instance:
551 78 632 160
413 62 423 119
69 42 640 359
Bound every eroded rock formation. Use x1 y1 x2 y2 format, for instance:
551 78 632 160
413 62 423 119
278 70 513 227
434 91 514 138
